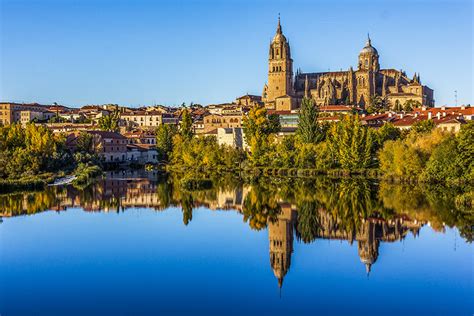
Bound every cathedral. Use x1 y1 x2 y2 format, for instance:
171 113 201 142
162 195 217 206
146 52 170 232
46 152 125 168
262 18 435 111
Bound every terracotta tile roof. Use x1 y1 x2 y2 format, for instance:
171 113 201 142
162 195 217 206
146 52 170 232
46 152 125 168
360 113 393 121
127 144 155 151
412 106 474 116
87 131 127 139
392 114 465 127
204 129 218 135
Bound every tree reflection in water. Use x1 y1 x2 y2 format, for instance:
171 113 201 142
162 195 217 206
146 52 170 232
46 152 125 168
1 171 471 288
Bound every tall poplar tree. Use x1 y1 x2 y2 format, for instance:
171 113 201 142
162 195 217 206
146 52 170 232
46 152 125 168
296 98 324 144
328 115 374 171
180 108 193 140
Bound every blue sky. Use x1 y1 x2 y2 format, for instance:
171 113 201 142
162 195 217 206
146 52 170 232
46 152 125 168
1 0 472 107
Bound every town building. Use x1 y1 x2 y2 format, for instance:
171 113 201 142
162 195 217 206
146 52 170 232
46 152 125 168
123 131 156 145
19 109 55 125
235 94 263 107
0 102 55 125
126 144 158 164
121 110 163 129
202 112 243 134
217 127 246 149
67 131 128 163
392 112 467 133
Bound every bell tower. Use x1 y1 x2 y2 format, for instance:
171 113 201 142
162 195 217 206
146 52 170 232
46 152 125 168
358 34 380 72
263 16 294 103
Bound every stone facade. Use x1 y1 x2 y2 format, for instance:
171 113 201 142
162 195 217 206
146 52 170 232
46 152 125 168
202 113 242 133
0 102 53 125
262 20 435 111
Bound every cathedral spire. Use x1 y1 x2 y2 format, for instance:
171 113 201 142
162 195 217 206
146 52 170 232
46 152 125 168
366 263 372 277
366 33 372 46
277 13 282 34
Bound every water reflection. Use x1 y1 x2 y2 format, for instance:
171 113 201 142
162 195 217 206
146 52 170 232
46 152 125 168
0 171 472 289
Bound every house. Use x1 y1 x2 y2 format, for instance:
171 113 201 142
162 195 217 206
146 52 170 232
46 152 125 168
235 94 263 107
19 109 55 125
360 113 395 128
47 123 97 133
217 127 246 149
202 112 243 133
319 105 361 116
126 144 159 164
123 131 156 145
121 110 163 129
87 131 128 162
392 112 466 133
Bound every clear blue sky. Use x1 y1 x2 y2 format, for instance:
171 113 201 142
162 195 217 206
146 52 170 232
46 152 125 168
1 0 472 107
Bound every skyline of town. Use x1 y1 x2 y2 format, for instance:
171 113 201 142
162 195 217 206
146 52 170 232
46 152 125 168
1 0 472 107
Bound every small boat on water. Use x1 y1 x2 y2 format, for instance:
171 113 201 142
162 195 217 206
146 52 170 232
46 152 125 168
48 176 77 186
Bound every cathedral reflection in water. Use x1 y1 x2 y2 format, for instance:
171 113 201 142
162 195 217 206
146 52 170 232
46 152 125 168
0 172 428 289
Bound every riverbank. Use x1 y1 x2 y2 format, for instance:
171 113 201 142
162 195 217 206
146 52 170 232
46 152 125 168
0 173 59 193
0 165 102 194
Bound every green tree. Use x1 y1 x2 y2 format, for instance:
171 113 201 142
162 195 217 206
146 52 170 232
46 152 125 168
76 132 94 154
296 98 325 144
98 110 120 132
455 121 474 180
180 108 193 140
156 124 177 161
296 200 320 243
242 105 280 165
242 104 280 143
403 99 422 112
0 123 72 179
422 137 461 183
367 95 383 114
412 119 435 134
328 115 374 171
376 123 401 148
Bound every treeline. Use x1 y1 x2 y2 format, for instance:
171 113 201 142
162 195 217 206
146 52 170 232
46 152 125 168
0 124 71 178
160 100 473 185
156 109 245 173
0 123 102 191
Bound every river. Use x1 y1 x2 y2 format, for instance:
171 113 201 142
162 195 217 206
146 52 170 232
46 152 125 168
0 171 472 315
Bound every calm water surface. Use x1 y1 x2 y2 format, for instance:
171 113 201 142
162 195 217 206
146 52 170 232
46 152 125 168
0 171 472 315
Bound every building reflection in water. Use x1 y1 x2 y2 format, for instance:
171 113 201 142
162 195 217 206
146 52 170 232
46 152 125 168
0 174 441 290
267 204 423 287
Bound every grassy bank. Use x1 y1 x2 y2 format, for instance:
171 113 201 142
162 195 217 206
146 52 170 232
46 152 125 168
0 173 58 193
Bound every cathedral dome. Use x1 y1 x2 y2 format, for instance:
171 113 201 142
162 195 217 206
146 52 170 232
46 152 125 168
360 35 378 55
